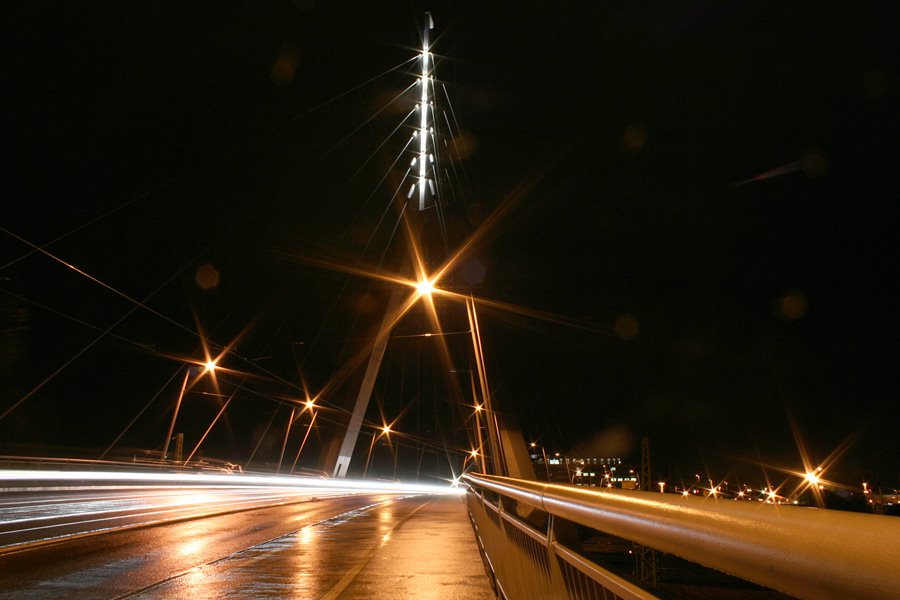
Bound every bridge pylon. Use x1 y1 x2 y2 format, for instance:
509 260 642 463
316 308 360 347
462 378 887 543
324 13 441 479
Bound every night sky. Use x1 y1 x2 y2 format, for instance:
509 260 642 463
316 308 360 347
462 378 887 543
2 2 898 485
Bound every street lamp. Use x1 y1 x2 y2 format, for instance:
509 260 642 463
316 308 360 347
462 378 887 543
161 361 216 462
452 367 488 474
529 442 551 481
363 424 392 478
290 399 319 474
415 278 435 297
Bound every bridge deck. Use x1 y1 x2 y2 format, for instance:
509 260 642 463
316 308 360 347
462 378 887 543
131 494 495 599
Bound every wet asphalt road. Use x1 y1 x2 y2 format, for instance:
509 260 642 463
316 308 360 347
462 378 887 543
0 486 351 548
0 492 494 599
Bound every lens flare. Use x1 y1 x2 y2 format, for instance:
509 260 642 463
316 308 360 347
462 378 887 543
415 278 435 296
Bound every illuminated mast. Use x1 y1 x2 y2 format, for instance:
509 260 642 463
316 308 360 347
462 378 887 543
409 12 436 212
329 13 437 478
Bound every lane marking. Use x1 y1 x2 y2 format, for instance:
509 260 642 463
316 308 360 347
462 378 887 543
0 493 348 557
320 497 434 600
113 494 418 599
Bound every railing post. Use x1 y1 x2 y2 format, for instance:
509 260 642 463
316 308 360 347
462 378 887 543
545 514 565 600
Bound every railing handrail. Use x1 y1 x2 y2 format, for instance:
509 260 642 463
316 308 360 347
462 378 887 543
463 472 900 599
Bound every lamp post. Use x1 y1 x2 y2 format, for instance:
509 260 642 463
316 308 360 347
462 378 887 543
277 407 296 474
470 376 487 473
161 369 190 462
530 441 552 481
364 425 391 478
452 367 488 473
557 452 573 482
290 400 318 474
161 361 216 462
466 448 481 473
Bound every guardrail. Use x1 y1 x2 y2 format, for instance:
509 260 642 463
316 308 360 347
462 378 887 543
463 473 900 600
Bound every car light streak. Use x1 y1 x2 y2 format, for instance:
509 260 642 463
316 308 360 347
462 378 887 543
0 472 457 551
0 469 463 495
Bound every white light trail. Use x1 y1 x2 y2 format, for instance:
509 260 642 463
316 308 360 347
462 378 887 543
0 470 463 496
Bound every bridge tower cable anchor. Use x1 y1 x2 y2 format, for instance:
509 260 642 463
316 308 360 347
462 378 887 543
327 12 440 478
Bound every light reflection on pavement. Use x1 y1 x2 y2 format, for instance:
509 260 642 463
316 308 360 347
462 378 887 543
0 471 487 598
130 495 494 600
0 494 397 598
0 470 461 550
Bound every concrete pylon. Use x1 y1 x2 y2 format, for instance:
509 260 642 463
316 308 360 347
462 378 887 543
495 413 536 480
329 288 406 478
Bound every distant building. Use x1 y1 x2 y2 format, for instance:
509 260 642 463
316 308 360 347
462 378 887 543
530 454 638 488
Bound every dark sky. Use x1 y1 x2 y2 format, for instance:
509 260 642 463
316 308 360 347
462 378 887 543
2 2 897 485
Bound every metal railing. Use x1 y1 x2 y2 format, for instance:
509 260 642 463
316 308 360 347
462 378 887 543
463 473 900 600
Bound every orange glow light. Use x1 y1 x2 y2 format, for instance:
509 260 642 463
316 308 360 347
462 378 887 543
415 278 435 296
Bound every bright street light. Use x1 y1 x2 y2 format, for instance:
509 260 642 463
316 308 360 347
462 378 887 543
415 278 435 296
364 424 393 478
162 363 217 462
